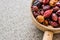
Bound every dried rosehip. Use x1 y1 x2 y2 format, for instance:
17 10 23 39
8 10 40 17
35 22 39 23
43 20 48 25
40 10 44 15
56 1 60 7
50 21 58 27
52 13 58 21
33 12 39 17
42 5 50 10
39 0 43 3
43 0 49 4
53 6 59 12
49 0 58 6
36 15 44 23
33 0 42 8
58 17 60 24
32 6 38 11
33 0 39 5
43 10 53 18
56 10 60 16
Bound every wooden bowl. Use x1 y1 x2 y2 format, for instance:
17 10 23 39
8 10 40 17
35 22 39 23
30 0 60 40
31 12 60 33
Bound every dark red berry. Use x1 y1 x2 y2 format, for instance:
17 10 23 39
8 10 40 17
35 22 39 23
33 12 39 17
56 10 60 16
43 5 50 10
58 17 60 24
32 6 38 11
53 6 59 12
40 10 44 15
50 21 58 27
56 1 60 7
39 0 43 3
43 0 49 4
44 10 53 18
33 0 42 8
52 13 58 21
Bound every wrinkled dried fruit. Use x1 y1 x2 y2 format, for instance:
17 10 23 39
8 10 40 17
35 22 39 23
33 12 39 17
40 10 44 15
56 1 60 7
43 20 48 25
53 6 59 12
49 0 58 6
58 17 60 24
43 5 50 10
52 13 58 21
43 0 49 4
32 6 38 11
33 0 42 8
36 15 44 23
56 10 60 16
50 21 58 27
44 10 53 18
39 0 43 3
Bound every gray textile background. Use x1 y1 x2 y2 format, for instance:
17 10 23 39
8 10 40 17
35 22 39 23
0 0 60 40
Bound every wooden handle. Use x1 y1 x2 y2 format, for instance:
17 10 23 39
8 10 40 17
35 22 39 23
43 31 53 40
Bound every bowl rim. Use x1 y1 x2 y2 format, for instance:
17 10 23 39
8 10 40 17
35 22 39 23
30 0 60 31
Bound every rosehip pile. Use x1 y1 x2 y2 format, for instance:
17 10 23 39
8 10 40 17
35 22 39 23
31 0 60 28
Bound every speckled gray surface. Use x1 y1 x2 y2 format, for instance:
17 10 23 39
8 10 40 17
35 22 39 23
0 0 60 40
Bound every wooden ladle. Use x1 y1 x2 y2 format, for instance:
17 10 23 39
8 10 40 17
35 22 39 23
31 0 60 40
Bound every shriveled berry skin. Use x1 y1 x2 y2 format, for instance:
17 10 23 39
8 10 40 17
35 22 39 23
40 10 44 15
43 20 48 25
36 15 44 23
49 0 58 6
42 5 50 10
49 21 58 27
39 0 43 3
32 6 38 11
33 0 42 8
56 10 60 16
33 0 39 6
56 1 60 7
52 13 58 21
43 10 53 18
58 17 60 24
53 6 59 12
33 12 39 17
43 0 49 4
